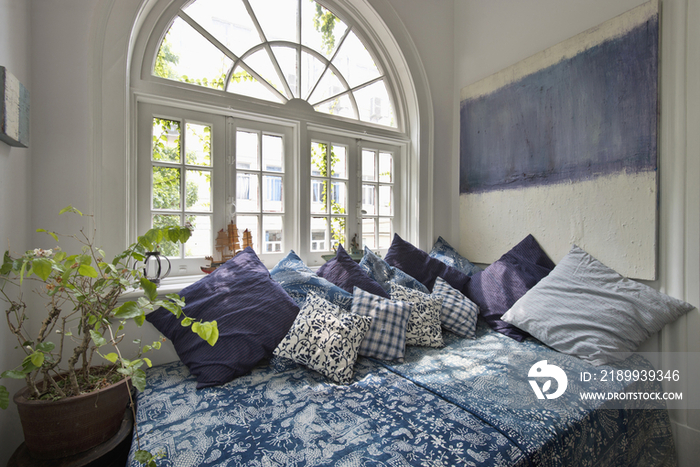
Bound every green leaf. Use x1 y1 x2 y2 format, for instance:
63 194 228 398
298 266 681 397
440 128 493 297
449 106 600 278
113 301 142 319
134 313 145 327
30 351 44 368
180 317 193 327
159 301 182 319
1 252 12 275
132 369 147 392
90 330 107 348
36 228 59 242
59 205 83 216
103 353 119 363
78 264 98 278
31 258 52 281
143 357 152 368
165 293 186 307
140 277 158 302
54 251 66 262
36 341 55 353
134 450 153 464
0 386 9 410
206 322 219 346
1 370 28 379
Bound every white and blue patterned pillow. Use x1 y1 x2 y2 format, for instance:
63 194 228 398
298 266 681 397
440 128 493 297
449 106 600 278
429 236 482 276
271 250 353 310
431 276 479 338
273 293 371 384
389 283 444 348
359 247 429 294
352 287 413 362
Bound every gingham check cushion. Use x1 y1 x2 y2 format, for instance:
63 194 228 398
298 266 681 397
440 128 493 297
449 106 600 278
352 287 412 361
390 283 444 348
431 276 479 338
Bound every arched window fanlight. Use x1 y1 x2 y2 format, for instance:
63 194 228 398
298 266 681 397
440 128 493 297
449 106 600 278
153 0 397 127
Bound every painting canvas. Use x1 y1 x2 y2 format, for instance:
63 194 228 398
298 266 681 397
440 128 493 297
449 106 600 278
459 0 659 280
0 66 30 148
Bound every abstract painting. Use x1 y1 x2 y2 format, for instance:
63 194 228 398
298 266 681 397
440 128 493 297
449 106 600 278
0 66 30 148
459 0 658 279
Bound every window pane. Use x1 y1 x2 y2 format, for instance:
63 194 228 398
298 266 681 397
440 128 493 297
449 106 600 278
310 180 327 214
311 142 327 176
236 131 259 170
236 173 260 212
354 80 396 127
378 185 392 216
331 144 347 179
236 215 259 252
228 66 281 102
331 31 380 88
362 184 376 215
331 181 347 213
378 217 392 249
308 70 345 105
183 0 260 58
153 214 181 257
186 169 212 212
311 217 328 251
331 216 346 251
185 123 211 166
301 0 347 59
244 49 288 98
362 150 376 181
262 134 283 172
272 46 298 98
263 216 283 253
301 51 326 100
185 215 212 257
154 17 232 90
152 118 180 162
313 93 355 119
379 152 393 183
362 218 376 250
249 0 298 43
152 166 181 210
263 175 283 212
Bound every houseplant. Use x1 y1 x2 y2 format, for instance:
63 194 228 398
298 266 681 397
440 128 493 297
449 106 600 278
0 206 218 461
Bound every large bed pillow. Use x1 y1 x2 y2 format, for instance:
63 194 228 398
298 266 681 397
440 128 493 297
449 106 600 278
389 283 444 348
431 276 479 338
351 287 413 361
146 247 300 389
274 293 371 384
317 244 389 298
270 250 353 310
501 245 695 365
429 236 482 276
359 247 429 294
466 234 555 341
384 234 471 293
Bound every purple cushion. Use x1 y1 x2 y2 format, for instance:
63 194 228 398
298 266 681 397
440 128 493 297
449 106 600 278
146 248 299 388
384 234 471 293
465 234 555 341
317 244 389 298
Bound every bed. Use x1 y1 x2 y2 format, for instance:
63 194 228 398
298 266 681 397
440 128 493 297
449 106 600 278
129 234 692 466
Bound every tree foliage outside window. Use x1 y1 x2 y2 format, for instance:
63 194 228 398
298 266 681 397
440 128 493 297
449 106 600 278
311 142 346 248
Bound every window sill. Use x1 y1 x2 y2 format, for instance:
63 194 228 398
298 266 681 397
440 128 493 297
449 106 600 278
120 273 206 301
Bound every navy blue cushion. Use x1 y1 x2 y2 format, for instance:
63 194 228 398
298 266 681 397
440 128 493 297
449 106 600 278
270 250 353 310
384 234 471 293
146 247 299 388
465 234 555 341
317 244 389 298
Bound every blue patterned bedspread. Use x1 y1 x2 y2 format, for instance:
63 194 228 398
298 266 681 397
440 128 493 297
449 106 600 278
128 323 676 466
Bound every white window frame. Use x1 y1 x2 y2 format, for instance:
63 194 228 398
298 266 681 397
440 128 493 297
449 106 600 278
126 0 423 276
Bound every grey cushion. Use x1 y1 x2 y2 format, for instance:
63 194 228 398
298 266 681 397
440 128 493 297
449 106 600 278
501 245 695 366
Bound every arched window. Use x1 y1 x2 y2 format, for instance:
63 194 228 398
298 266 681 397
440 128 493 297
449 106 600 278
130 0 420 273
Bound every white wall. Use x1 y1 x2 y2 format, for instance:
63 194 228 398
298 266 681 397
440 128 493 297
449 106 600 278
453 0 700 465
0 0 32 463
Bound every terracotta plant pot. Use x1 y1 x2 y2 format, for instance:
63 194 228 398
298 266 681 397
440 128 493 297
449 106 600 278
13 375 131 460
